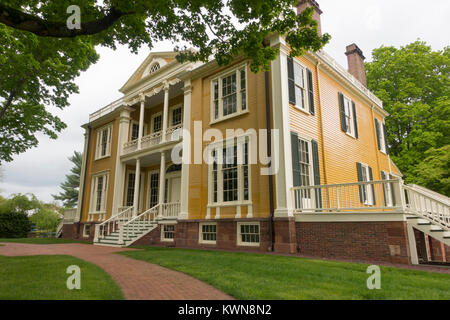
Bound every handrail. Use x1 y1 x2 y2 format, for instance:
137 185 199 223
94 206 133 242
403 185 450 230
120 204 159 244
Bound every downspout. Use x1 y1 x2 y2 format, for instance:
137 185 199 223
265 70 275 252
77 126 91 236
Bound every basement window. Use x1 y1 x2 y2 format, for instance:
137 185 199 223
237 222 260 246
161 224 175 242
83 224 91 238
199 223 217 244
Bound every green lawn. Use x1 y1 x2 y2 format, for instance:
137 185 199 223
120 247 450 300
0 238 88 244
0 255 123 300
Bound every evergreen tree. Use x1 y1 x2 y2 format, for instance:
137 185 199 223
52 151 82 208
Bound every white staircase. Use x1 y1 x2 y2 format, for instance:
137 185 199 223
94 205 162 247
404 184 450 246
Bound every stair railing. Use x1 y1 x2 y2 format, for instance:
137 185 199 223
403 185 450 230
94 206 133 242
119 204 159 244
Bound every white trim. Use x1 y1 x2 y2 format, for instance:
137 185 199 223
206 135 252 211
82 224 91 238
125 170 145 212
198 222 217 245
210 62 248 124
88 171 110 214
151 112 163 133
160 223 175 242
95 123 113 160
237 222 260 247
168 103 183 127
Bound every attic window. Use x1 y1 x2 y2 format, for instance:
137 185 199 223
150 63 160 74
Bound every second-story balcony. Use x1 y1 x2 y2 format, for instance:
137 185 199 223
122 123 183 156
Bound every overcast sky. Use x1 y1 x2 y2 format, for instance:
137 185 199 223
1 0 449 203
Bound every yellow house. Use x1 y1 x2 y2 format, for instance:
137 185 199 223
62 0 450 265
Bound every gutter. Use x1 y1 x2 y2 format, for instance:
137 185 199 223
265 70 275 252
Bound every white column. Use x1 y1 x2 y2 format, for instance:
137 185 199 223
161 82 170 142
270 35 294 218
179 80 191 220
407 223 419 265
158 152 166 217
112 108 132 216
137 94 145 150
75 125 89 223
132 158 141 216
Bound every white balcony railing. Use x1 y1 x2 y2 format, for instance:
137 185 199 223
160 202 181 218
292 180 404 213
122 124 183 156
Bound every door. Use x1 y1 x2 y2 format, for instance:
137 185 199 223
169 176 181 203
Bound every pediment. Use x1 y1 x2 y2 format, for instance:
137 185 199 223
119 51 179 93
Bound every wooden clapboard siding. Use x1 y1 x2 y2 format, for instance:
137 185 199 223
187 60 272 220
81 118 119 222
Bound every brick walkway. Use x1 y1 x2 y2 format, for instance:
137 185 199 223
0 242 232 300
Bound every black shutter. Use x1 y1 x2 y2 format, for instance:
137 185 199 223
311 139 322 208
307 68 315 115
352 101 358 139
339 93 347 132
375 118 381 150
383 123 389 154
287 56 296 105
381 171 387 206
291 132 301 187
368 166 376 205
356 162 364 203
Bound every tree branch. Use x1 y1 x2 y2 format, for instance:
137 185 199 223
0 89 17 119
0 4 133 37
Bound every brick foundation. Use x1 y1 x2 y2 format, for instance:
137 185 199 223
295 221 411 264
67 218 448 265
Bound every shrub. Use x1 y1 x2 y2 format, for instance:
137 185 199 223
0 212 31 238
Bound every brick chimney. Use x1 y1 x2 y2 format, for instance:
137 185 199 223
345 43 367 86
296 0 323 36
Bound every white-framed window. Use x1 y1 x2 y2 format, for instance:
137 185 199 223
169 105 183 127
129 121 147 141
147 171 159 209
208 136 251 206
343 95 355 137
151 112 162 133
161 224 175 242
83 224 91 238
381 171 394 207
89 171 109 213
150 62 160 74
125 172 136 207
298 137 313 205
95 124 112 160
237 222 260 246
211 63 247 123
199 223 217 244
293 61 308 111
359 163 374 205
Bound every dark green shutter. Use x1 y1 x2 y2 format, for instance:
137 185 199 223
381 171 387 206
375 118 381 150
368 166 376 205
352 101 358 138
383 123 389 154
307 69 315 115
311 139 322 208
287 57 296 105
356 162 364 203
339 93 347 132
291 132 301 187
